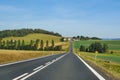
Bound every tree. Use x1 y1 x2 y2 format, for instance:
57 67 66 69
17 40 21 50
6 40 9 49
1 41 5 49
40 40 44 50
80 45 86 51
44 40 49 50
0 38 2 48
0 29 62 38
13 40 17 49
21 40 25 50
51 40 54 48
9 39 13 49
54 45 62 51
29 40 34 50
102 43 108 52
88 42 108 53
60 37 64 42
34 39 40 50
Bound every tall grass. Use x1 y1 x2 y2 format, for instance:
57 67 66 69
0 49 65 64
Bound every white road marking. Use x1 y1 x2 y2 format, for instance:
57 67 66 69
75 54 106 80
20 54 67 80
45 61 52 65
33 65 44 71
12 73 28 80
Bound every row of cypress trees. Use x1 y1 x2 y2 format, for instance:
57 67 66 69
0 39 62 51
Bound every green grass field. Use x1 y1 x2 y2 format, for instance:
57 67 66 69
74 40 120 79
74 40 120 50
74 40 120 63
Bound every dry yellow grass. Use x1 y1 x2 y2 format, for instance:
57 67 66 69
55 42 70 51
0 49 65 64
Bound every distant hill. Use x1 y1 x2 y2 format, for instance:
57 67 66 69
73 36 101 40
102 38 120 40
3 33 61 44
0 29 62 38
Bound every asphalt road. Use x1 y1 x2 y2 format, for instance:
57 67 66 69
0 40 106 80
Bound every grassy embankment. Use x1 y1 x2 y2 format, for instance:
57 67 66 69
0 50 64 64
0 33 69 64
74 40 120 79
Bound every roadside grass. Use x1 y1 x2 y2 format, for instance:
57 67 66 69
0 49 65 64
74 40 120 79
76 52 120 79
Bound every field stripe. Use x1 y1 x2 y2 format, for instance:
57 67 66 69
75 54 106 80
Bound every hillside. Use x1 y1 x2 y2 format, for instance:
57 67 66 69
1 33 69 51
2 33 61 44
0 28 62 38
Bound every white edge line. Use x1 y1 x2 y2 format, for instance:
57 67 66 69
0 53 65 67
75 54 106 80
20 54 68 80
12 73 28 80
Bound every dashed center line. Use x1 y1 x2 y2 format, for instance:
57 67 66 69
33 65 43 71
12 73 28 80
13 54 67 80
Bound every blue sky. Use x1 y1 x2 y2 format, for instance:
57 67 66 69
0 0 120 38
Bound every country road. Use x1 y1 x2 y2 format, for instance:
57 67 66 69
0 40 106 80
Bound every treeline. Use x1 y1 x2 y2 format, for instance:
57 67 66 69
80 42 108 53
0 39 62 51
0 29 62 38
73 35 101 40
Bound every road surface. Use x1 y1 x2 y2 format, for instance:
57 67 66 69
0 40 106 80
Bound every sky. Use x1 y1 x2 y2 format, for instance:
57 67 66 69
0 0 120 38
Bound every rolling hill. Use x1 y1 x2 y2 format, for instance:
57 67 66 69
2 33 61 44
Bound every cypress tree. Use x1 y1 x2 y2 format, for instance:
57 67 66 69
30 40 34 49
51 40 54 48
2 41 5 49
17 40 21 50
34 39 40 50
45 40 49 50
0 38 2 48
40 40 44 50
21 40 25 50
10 39 13 49
13 40 17 49
6 40 9 49
51 40 55 50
